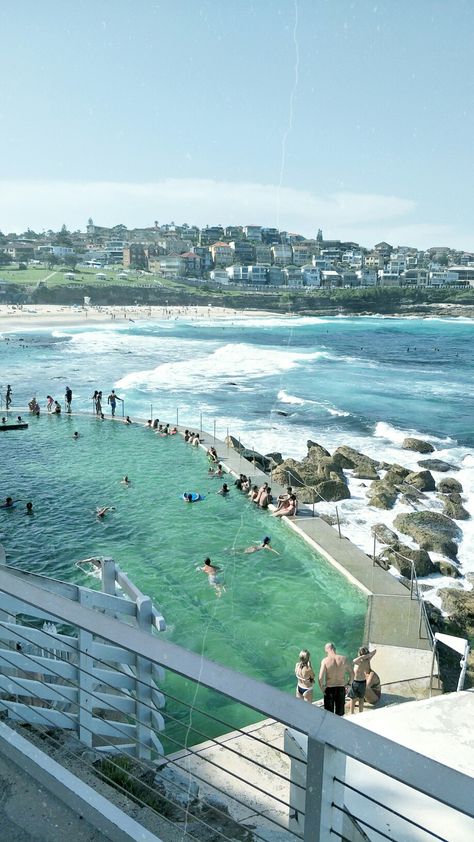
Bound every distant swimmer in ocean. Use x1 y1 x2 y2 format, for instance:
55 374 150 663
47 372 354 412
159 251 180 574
121 475 131 485
26 502 33 515
96 506 115 519
198 557 225 598
244 536 279 555
73 431 80 439
1 497 15 509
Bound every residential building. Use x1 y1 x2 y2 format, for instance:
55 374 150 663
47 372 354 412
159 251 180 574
229 240 255 264
153 254 185 277
301 265 321 286
356 269 378 286
200 226 225 245
342 271 360 287
271 244 293 266
267 266 284 286
292 244 314 266
123 244 148 269
225 265 249 283
429 270 460 286
190 246 213 272
283 266 303 287
312 255 333 271
374 241 393 258
444 266 474 284
180 252 202 276
254 244 272 264
248 265 269 285
341 250 363 268
225 226 243 240
379 271 402 286
320 270 343 288
210 269 229 284
243 225 262 242
6 242 35 262
261 227 280 244
210 241 233 268
365 250 385 270
402 269 429 286
386 255 407 275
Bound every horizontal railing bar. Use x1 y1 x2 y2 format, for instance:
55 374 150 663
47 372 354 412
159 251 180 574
1 702 77 729
333 777 449 841
0 675 77 703
0 622 78 651
0 650 77 679
0 565 472 820
332 803 404 842
0 634 304 822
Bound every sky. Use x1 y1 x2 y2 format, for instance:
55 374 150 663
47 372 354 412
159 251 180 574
1 0 473 249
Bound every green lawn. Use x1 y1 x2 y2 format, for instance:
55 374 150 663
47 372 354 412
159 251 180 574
0 265 174 288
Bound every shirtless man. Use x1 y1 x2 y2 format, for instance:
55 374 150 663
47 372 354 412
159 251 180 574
318 642 353 716
348 647 377 714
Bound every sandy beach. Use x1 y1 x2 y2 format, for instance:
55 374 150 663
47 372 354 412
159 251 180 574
0 303 277 332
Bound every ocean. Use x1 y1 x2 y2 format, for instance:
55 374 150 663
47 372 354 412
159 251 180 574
1 312 473 601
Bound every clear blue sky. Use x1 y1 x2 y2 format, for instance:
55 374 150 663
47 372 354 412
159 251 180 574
1 0 473 249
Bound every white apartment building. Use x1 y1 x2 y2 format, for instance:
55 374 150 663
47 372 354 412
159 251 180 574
292 244 314 266
243 225 262 242
254 244 272 264
210 241 234 267
271 244 293 266
226 265 249 282
356 269 378 286
301 265 321 286
248 265 268 284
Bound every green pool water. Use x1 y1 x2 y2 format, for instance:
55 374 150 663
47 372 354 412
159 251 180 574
0 415 366 750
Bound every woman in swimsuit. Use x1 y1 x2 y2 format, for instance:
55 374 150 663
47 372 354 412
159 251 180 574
295 650 315 703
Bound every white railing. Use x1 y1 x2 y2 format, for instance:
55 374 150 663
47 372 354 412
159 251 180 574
0 563 472 842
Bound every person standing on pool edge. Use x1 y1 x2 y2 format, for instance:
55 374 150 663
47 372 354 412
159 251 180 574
318 642 353 716
295 650 315 703
108 389 123 417
5 385 12 409
65 386 72 413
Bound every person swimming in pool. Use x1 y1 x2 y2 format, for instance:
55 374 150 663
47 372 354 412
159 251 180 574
121 476 131 485
1 497 14 509
199 558 225 597
217 483 229 495
96 506 115 518
244 536 279 555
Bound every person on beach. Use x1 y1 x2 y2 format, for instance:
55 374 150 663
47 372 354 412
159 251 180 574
199 558 225 597
273 494 297 517
295 650 315 703
192 434 200 446
92 390 99 413
46 395 54 412
107 390 123 417
348 647 377 714
5 385 12 409
217 483 229 496
244 536 279 555
17 416 23 423
153 419 160 430
1 417 6 424
207 446 218 463
146 420 152 428
65 386 72 413
318 643 354 717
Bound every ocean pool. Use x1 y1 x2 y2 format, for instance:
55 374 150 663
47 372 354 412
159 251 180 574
0 414 366 748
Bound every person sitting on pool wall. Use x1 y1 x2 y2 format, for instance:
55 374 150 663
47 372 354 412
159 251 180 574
272 494 297 518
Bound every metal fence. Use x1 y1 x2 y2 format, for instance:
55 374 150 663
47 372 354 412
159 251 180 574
0 562 472 842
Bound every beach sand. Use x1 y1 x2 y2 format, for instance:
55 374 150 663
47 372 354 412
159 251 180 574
0 304 277 332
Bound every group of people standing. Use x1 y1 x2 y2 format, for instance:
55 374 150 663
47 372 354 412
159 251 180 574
295 644 381 715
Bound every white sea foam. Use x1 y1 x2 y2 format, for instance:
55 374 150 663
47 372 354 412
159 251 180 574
374 420 455 447
117 344 327 391
277 390 306 405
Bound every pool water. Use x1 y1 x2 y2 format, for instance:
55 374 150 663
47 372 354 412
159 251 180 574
0 415 366 748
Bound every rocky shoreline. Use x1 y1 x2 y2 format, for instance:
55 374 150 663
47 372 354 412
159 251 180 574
226 434 474 648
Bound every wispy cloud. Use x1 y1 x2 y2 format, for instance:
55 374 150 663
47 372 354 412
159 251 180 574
0 177 459 248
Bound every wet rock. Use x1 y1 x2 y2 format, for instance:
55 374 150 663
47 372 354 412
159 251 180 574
404 469 436 492
417 458 456 473
154 765 199 809
353 461 380 480
394 511 461 560
437 477 463 494
371 523 399 545
265 451 283 467
306 440 331 459
434 560 462 578
402 437 435 454
225 434 245 453
382 464 411 485
241 448 268 469
275 410 288 416
271 458 305 487
438 589 474 638
424 602 444 631
299 456 345 483
333 445 379 470
367 481 399 509
442 498 470 521
312 479 351 502
378 543 435 578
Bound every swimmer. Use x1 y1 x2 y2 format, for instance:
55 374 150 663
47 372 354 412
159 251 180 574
26 501 33 515
1 417 6 424
125 416 132 424
1 497 14 508
96 506 115 518
73 431 80 439
217 483 229 495
121 476 131 485
184 493 194 503
255 482 269 505
199 557 225 598
244 536 279 555
146 420 152 428
248 484 259 502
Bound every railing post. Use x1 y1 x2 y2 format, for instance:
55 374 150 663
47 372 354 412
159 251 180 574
200 412 203 436
176 407 179 428
135 595 153 760
336 506 342 539
410 560 415 599
373 532 377 566
213 419 216 444
77 589 94 748
304 733 346 841
101 557 116 596
150 403 153 421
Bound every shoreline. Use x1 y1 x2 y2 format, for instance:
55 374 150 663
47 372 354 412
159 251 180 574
1 301 474 332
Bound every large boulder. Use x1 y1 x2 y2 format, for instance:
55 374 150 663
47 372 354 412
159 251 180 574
382 465 411 485
299 456 345 483
378 543 435 578
241 449 269 470
306 440 331 459
434 560 462 578
367 480 399 509
312 479 351 502
402 437 435 454
442 496 470 521
393 511 462 560
438 589 474 639
333 446 379 471
265 451 283 467
271 458 305 487
353 461 380 480
417 459 456 473
404 469 436 492
225 434 245 453
437 477 463 494
371 523 399 545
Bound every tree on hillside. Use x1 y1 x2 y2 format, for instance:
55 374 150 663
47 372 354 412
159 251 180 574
54 224 73 246
0 250 11 266
0 230 8 246
45 253 59 269
64 254 77 270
